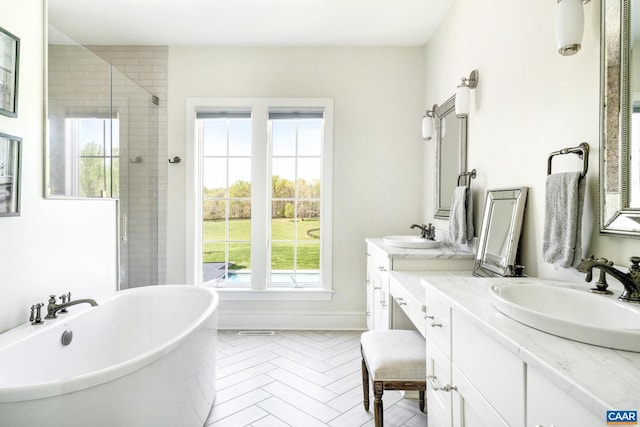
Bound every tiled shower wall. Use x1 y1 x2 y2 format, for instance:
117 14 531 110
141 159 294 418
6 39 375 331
48 44 168 288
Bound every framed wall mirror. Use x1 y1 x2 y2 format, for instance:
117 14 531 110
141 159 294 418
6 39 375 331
473 187 528 277
599 0 640 237
434 95 468 219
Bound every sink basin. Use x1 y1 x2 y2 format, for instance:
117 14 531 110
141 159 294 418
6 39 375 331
490 280 640 352
382 235 441 249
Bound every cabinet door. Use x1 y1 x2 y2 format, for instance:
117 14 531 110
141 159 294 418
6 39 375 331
452 311 524 426
451 364 509 427
365 250 375 330
426 337 452 427
527 367 601 427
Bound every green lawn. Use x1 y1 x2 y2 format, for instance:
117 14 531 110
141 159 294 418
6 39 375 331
203 218 320 270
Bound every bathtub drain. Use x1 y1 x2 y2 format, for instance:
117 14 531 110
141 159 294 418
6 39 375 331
61 329 73 346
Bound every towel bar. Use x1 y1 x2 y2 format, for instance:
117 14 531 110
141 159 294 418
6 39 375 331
547 142 589 177
457 169 476 188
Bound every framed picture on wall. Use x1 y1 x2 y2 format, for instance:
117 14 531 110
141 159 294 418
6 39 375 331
0 26 19 117
0 133 21 216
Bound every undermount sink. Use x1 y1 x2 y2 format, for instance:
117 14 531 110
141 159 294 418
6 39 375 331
490 280 640 352
382 235 441 249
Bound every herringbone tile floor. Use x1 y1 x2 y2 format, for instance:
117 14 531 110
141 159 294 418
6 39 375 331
206 330 427 427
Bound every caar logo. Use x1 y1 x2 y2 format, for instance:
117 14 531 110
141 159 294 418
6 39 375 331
607 410 638 425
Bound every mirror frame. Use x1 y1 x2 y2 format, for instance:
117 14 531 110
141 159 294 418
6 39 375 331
473 187 528 277
599 0 640 237
434 95 468 219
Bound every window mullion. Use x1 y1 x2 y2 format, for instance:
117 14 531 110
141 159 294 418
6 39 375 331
251 107 268 290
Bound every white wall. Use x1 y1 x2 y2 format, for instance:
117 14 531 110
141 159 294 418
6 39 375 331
424 0 637 280
167 47 425 327
0 0 117 333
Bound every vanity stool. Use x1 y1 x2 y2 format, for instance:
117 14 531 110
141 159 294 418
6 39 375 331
360 329 426 427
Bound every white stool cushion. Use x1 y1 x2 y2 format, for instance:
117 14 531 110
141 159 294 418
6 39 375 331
361 330 426 381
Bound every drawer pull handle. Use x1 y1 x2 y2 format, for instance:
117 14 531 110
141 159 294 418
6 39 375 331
425 315 435 320
399 301 407 306
426 374 439 391
378 266 387 272
430 322 442 328
427 375 456 392
396 297 407 306
441 384 457 392
374 286 381 290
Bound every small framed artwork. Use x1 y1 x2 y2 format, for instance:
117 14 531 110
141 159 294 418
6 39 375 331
0 132 21 216
0 26 19 117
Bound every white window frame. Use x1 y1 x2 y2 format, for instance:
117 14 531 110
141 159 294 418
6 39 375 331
185 98 333 301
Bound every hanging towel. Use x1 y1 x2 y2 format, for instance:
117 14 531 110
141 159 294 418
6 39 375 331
542 172 585 268
449 186 474 244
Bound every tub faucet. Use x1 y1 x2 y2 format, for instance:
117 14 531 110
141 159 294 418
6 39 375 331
576 255 640 303
45 294 98 319
410 223 436 240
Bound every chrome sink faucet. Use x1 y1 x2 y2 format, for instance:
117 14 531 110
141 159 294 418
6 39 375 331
45 293 98 319
576 255 640 303
410 223 436 240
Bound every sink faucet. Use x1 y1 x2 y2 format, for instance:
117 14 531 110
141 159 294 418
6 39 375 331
576 255 640 303
410 223 436 240
45 294 98 319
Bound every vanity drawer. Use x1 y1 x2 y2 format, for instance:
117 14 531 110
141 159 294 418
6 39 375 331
424 285 452 358
390 279 426 336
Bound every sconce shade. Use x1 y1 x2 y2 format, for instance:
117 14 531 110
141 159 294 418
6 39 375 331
422 115 433 140
455 84 470 117
556 0 585 56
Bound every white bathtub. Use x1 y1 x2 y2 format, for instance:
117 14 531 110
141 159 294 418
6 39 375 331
0 285 218 427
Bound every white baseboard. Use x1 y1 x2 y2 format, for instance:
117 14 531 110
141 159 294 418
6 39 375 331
217 310 367 330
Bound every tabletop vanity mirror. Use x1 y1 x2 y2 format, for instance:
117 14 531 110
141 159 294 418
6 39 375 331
473 187 528 277
600 0 640 237
434 95 468 219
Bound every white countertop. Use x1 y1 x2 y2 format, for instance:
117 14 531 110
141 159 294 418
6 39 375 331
365 237 474 260
410 271 640 418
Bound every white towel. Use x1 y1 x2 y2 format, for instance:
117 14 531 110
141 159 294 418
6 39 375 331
542 172 585 268
449 186 474 244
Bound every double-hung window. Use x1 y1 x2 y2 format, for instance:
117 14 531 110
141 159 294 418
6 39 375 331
187 99 333 300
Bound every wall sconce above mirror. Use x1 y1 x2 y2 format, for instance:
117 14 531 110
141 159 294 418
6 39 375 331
556 0 590 56
421 104 437 141
455 70 478 118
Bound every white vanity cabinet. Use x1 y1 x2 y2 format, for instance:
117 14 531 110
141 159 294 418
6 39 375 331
422 275 618 427
365 238 473 332
425 284 524 427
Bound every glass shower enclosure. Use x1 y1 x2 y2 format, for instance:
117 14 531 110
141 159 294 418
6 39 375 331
46 28 164 289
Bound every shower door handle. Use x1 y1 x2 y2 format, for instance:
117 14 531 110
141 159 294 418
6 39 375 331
121 214 128 242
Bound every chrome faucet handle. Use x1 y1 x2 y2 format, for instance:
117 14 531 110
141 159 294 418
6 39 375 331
59 292 71 313
630 256 640 270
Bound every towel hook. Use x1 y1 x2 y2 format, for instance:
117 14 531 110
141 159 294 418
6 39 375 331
547 142 589 177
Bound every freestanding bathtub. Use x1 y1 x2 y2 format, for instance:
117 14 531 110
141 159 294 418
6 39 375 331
0 285 218 427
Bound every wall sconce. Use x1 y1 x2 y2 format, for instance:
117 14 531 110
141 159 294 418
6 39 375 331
421 104 437 141
556 0 590 56
455 70 478 118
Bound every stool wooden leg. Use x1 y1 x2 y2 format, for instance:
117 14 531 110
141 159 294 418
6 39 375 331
361 357 370 411
419 390 425 412
373 381 384 427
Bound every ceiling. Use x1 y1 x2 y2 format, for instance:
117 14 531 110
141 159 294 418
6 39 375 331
47 0 453 46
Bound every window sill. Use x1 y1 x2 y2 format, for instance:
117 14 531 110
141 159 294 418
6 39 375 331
206 287 334 302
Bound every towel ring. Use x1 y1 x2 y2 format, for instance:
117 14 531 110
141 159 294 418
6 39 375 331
547 142 589 177
457 169 476 188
